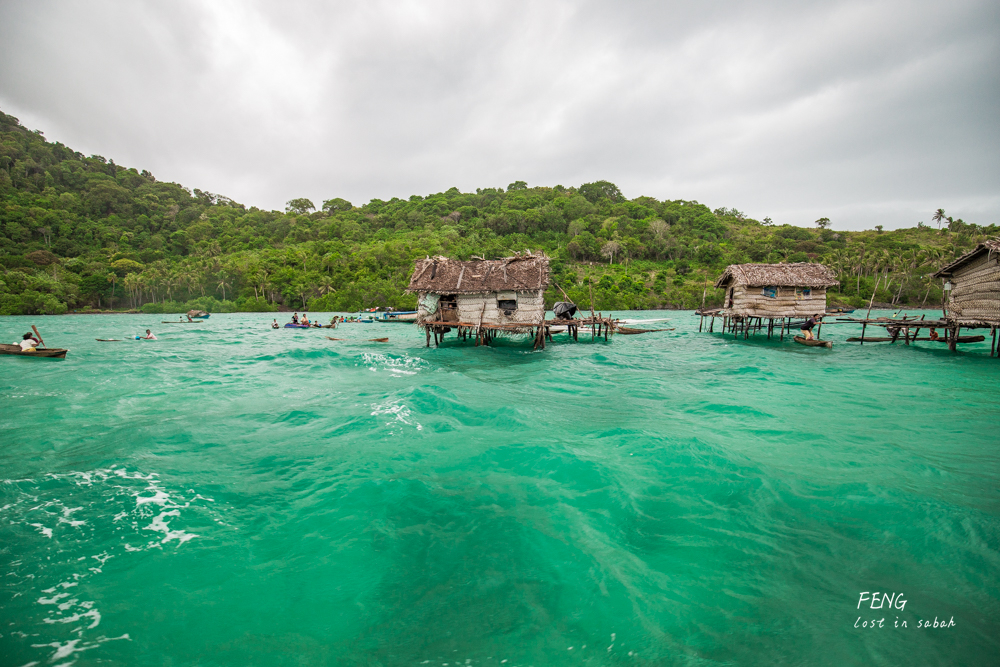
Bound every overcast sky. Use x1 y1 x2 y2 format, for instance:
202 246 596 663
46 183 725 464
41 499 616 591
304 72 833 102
1 0 997 230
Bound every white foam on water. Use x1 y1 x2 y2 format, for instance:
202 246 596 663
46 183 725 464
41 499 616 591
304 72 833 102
144 510 198 545
30 638 98 662
5 467 219 665
371 401 423 431
29 524 52 538
361 352 429 376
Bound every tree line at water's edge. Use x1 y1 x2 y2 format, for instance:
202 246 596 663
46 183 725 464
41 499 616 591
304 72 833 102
2 110 996 316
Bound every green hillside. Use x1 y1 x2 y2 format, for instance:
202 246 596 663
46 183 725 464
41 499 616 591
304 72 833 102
1 110 995 316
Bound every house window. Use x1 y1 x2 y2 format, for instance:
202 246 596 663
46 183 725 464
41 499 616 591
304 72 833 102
497 291 518 315
497 299 517 314
761 286 777 299
794 288 811 299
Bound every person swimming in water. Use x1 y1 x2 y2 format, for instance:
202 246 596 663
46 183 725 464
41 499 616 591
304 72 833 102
143 329 157 340
271 319 279 329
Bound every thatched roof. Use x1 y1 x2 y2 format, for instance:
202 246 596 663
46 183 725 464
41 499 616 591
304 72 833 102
714 263 839 289
933 238 1000 277
408 253 549 294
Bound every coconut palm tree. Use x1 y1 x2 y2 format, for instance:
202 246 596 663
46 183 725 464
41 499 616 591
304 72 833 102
932 208 946 230
106 272 119 309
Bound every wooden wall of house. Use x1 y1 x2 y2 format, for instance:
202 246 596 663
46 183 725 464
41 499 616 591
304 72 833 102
948 251 1000 325
417 290 545 325
728 284 828 318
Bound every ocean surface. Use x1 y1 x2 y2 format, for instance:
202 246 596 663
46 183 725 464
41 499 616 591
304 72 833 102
1 310 997 666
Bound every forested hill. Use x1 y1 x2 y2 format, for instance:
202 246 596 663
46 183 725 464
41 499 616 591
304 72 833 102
1 110 995 316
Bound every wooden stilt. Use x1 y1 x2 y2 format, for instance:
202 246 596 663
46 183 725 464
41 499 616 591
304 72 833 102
949 326 959 352
860 322 867 345
992 327 997 357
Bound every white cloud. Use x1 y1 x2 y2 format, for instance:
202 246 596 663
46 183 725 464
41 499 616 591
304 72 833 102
0 0 996 229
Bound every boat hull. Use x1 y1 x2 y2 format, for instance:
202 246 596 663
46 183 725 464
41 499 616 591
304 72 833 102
794 336 832 348
0 344 68 358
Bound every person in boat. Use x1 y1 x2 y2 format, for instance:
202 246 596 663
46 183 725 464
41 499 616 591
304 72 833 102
143 329 157 340
800 314 822 340
271 319 279 329
928 328 940 341
291 313 299 324
301 313 310 326
19 332 40 351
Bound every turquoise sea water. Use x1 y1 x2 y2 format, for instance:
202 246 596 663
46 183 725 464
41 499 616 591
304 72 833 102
1 310 997 666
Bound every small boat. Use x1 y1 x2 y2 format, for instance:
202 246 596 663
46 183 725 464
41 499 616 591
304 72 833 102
794 336 832 348
0 343 68 358
846 335 985 343
161 321 193 324
325 336 344 341
283 323 312 329
368 338 389 342
617 317 672 325
96 339 122 342
187 310 210 319
616 326 674 335
374 311 418 323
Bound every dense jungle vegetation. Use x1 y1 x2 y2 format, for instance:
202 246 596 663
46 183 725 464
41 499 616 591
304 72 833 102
2 110 996 316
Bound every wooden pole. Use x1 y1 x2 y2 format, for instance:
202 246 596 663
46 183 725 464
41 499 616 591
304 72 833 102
865 274 881 320
992 327 997 358
860 322 867 345
31 325 45 348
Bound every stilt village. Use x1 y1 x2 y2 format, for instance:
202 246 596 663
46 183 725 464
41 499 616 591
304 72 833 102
401 239 1000 359
6 240 999 361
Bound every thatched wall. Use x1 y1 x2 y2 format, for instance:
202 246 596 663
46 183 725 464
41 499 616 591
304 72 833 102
417 290 545 326
726 285 828 318
943 247 1000 326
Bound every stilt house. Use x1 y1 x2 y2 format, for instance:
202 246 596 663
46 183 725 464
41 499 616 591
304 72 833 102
408 253 549 328
933 238 1000 328
714 262 838 319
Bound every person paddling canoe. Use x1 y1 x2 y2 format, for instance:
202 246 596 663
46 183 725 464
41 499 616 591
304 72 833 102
800 314 822 340
19 332 40 351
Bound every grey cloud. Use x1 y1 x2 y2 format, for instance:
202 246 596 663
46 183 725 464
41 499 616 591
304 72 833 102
1 0 997 229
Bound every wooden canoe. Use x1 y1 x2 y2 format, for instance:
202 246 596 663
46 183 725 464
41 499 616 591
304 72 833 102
0 343 68 358
793 336 832 348
845 335 985 343
616 326 675 335
161 321 193 324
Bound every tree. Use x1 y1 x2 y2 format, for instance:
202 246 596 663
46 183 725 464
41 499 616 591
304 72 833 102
506 181 527 192
600 240 622 264
579 181 624 204
106 272 118 308
875 225 883 234
322 198 352 213
286 198 315 214
932 208 946 230
815 217 831 229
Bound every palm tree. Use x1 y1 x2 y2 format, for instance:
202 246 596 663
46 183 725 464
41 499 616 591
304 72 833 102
106 273 119 309
317 276 335 296
217 277 231 301
932 208 946 230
